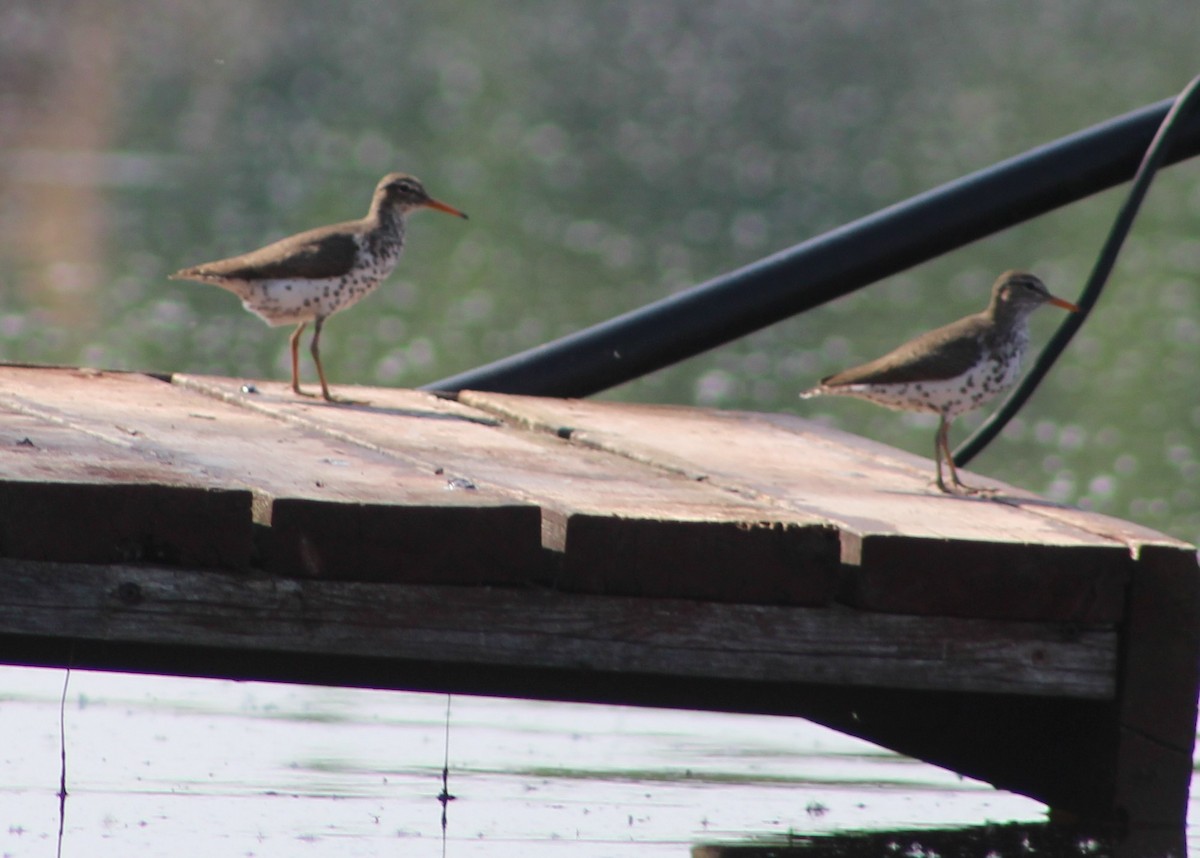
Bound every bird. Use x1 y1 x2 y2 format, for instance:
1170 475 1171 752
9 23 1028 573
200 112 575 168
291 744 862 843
800 270 1079 494
170 173 467 402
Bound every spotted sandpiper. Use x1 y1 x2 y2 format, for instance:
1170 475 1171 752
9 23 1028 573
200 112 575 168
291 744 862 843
800 270 1079 494
171 173 467 402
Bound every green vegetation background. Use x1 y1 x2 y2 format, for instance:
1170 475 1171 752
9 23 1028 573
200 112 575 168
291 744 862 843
2 1 1199 541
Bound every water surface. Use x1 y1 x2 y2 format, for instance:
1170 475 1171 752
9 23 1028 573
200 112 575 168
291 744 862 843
0 665 1066 857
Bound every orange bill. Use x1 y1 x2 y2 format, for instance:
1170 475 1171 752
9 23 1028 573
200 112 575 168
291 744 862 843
425 198 469 219
1048 295 1081 312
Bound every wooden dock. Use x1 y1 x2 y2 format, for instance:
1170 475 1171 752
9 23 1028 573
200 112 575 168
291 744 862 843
0 364 1196 835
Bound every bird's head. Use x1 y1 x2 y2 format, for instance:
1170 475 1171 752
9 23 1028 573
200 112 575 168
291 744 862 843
374 173 468 219
991 270 1079 320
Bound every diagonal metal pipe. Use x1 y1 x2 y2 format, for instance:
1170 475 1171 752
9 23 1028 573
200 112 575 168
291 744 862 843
423 96 1200 398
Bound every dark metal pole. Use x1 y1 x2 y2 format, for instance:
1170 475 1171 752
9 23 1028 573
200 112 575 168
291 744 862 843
423 97 1200 397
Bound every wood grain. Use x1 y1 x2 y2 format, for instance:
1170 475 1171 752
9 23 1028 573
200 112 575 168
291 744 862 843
0 558 1117 699
2 367 1196 825
0 400 253 568
0 367 541 583
175 375 842 604
460 392 1139 621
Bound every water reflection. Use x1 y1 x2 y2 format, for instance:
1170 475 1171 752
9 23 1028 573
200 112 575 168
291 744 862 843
694 822 1178 857
0 666 1053 857
5 665 1194 856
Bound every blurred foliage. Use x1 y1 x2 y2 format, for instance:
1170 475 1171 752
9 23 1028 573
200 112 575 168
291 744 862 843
1 0 1199 541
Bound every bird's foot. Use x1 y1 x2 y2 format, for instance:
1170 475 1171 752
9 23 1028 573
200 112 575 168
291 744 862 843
935 478 997 497
288 384 367 405
324 393 370 406
319 387 370 406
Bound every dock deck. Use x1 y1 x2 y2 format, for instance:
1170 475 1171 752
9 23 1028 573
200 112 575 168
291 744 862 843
0 364 1195 831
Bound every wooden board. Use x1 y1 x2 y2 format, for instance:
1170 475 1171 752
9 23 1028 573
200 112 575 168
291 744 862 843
0 558 1117 700
1 366 1197 826
174 375 842 605
0 399 253 568
0 367 541 584
459 392 1148 622
1109 545 1200 826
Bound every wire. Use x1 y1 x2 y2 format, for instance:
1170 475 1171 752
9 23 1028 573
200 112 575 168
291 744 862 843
438 694 455 858
56 649 74 858
955 73 1200 467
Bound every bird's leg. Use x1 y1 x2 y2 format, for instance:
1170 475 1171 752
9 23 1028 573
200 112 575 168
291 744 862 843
289 322 316 398
310 317 366 405
940 416 991 496
310 316 335 402
943 421 970 492
934 416 952 493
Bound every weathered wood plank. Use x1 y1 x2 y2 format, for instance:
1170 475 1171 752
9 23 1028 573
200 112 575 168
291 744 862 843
1115 546 1200 752
0 367 542 584
840 538 1130 623
1112 727 1194 829
5 367 1195 827
0 402 253 568
1109 545 1200 827
0 558 1117 699
174 375 842 605
460 393 1137 622
0 478 251 569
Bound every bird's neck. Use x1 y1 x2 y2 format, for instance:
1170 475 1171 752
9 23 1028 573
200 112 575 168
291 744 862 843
361 205 407 263
984 304 1035 351
989 299 1039 330
368 202 407 237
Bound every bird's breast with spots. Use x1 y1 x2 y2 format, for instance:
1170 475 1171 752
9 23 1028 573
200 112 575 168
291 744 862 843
239 253 402 326
832 354 1023 417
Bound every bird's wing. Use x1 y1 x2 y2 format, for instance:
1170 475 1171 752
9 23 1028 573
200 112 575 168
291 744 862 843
175 222 362 282
820 316 988 386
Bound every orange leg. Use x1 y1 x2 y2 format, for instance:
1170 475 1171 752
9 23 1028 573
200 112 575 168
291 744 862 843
307 317 364 404
934 415 952 493
309 316 334 402
937 414 986 495
288 322 316 398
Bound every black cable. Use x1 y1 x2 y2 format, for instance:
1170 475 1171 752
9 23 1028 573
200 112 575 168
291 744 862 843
955 73 1200 467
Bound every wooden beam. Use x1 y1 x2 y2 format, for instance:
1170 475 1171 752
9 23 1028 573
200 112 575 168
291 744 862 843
1110 545 1200 828
0 558 1116 699
770 684 1121 820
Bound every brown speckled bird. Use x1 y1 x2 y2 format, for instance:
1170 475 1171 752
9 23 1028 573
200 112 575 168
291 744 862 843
801 270 1079 493
171 173 467 402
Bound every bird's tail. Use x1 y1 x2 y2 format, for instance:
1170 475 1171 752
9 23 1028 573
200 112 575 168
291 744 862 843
168 267 207 282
